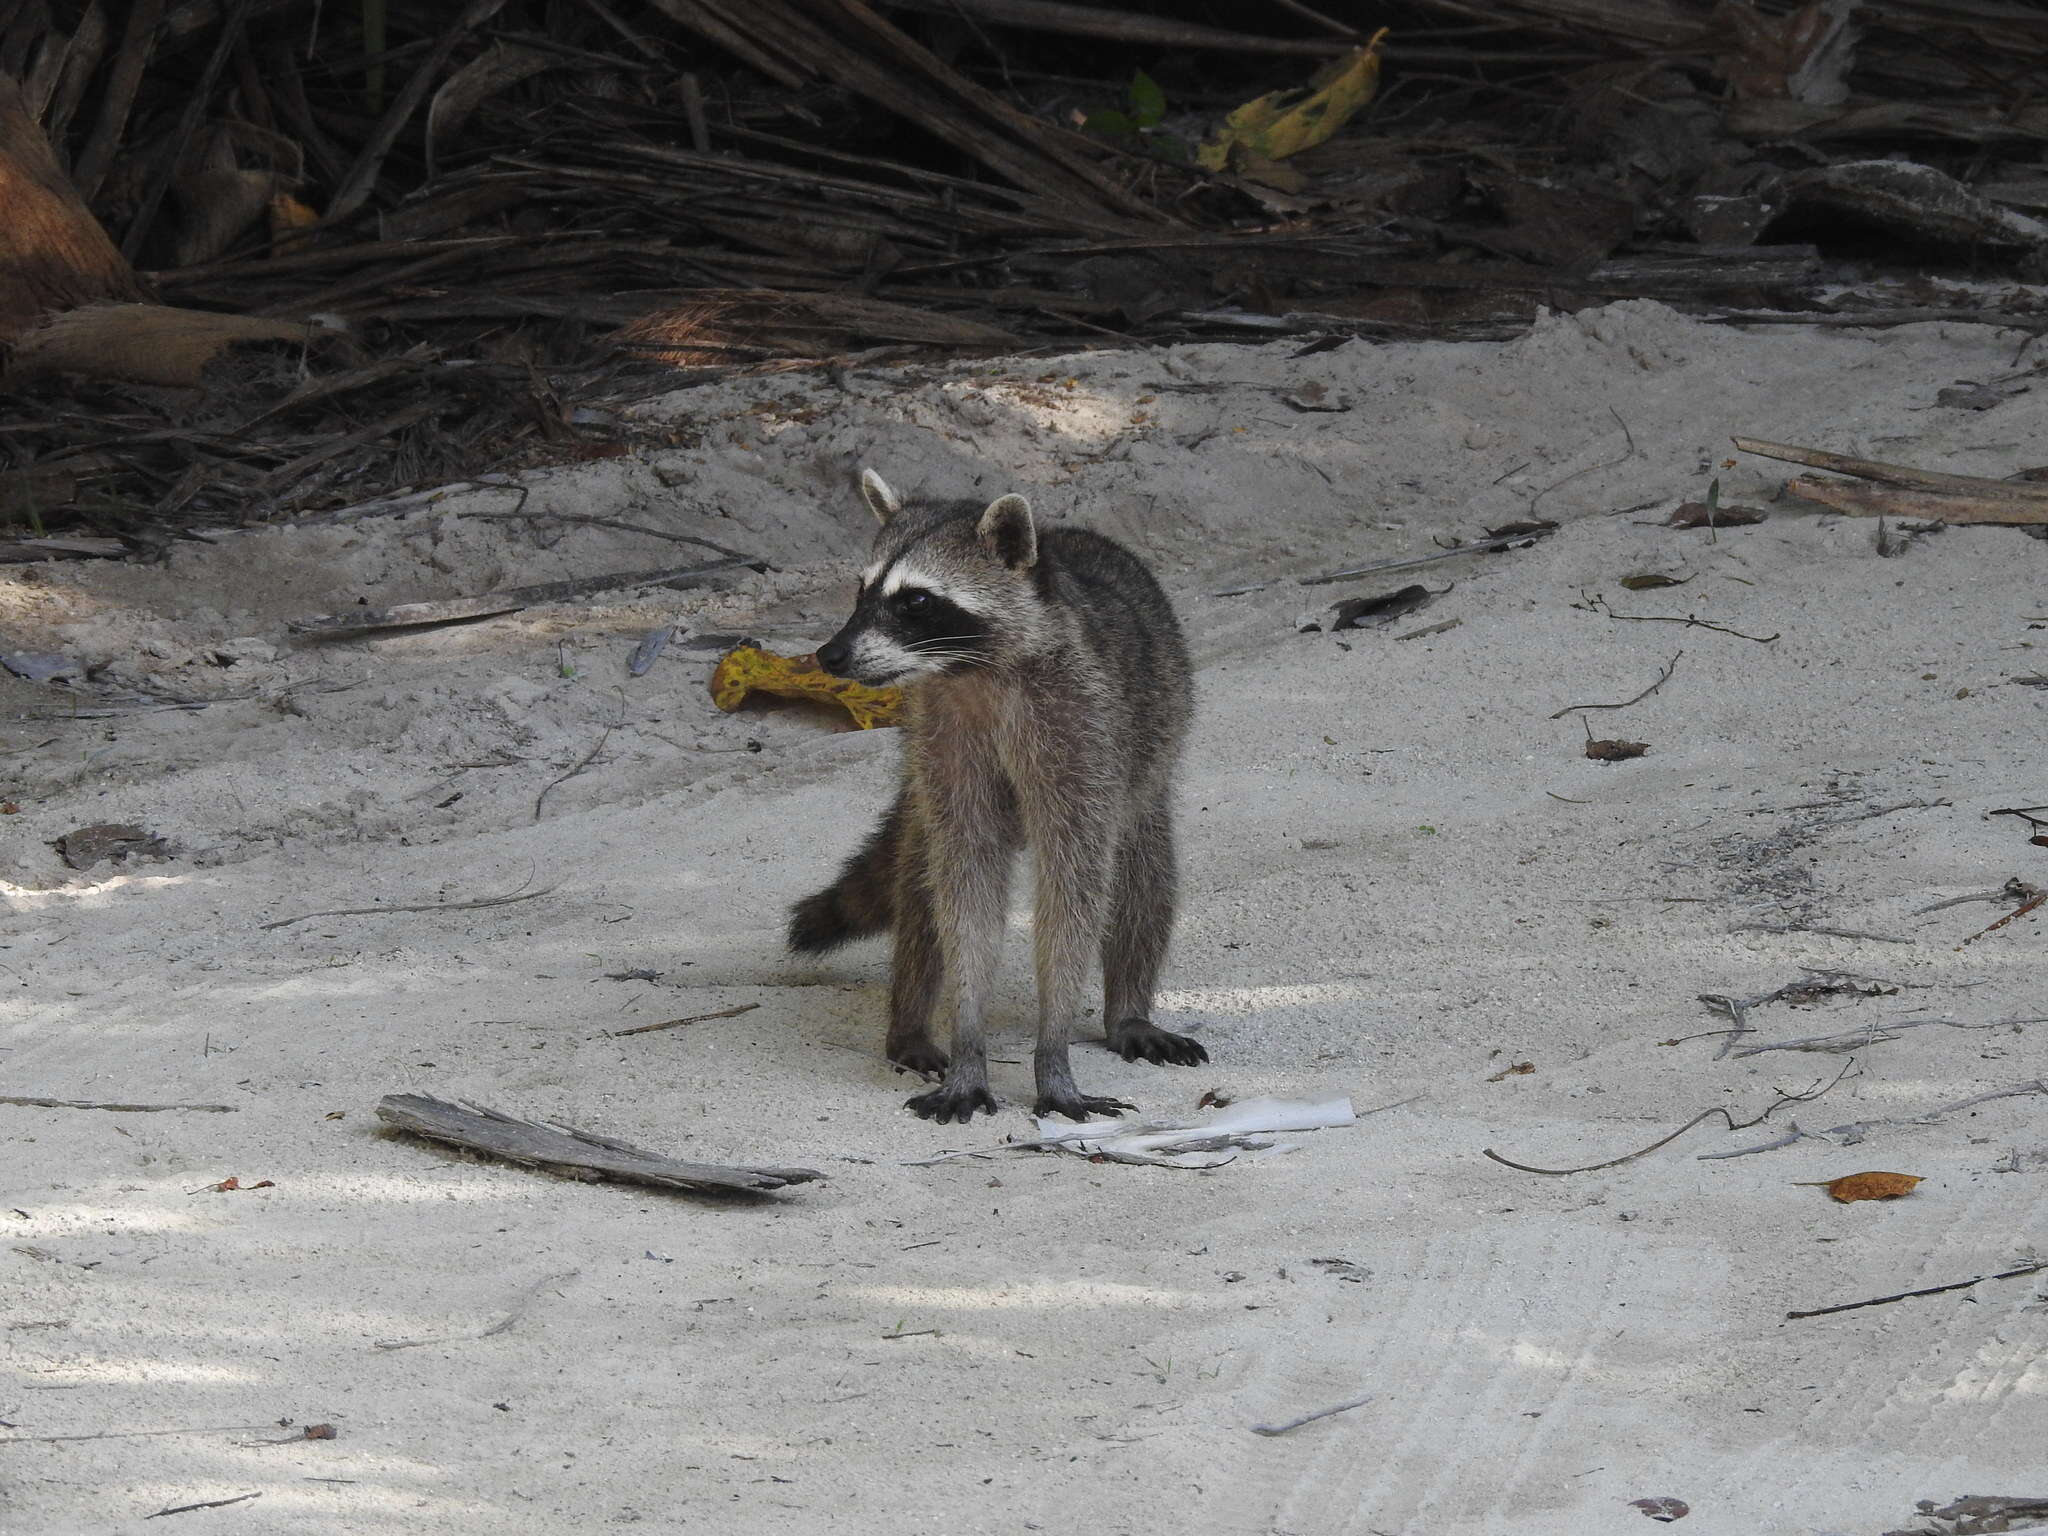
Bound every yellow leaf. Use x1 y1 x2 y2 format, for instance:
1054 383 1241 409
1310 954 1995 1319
1197 31 1388 174
709 646 902 730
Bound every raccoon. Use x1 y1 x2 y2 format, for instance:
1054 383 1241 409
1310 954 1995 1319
788 468 1207 1123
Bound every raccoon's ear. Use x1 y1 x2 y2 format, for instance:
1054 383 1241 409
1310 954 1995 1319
977 494 1037 569
858 468 902 526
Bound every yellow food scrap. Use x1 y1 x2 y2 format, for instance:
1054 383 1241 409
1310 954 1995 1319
1198 32 1387 174
709 645 902 730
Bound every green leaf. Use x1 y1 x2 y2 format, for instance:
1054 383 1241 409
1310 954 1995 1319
1129 70 1166 128
1082 108 1137 139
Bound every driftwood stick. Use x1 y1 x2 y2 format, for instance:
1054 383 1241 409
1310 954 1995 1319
0 1096 235 1113
1248 1391 1375 1437
262 881 557 931
610 1002 760 1038
1785 476 2048 526
1733 437 2048 501
375 1093 823 1193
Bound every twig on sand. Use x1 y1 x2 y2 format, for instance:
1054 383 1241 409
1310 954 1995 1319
1957 890 2046 949
535 725 613 823
1730 1015 2041 1058
1730 921 1911 943
1914 877 2042 916
1249 1391 1375 1437
1549 651 1682 719
455 508 756 563
1482 1063 1855 1176
146 1492 263 1519
1698 1078 2048 1160
1575 593 1777 644
261 880 557 930
1786 1259 2048 1321
0 1424 278 1447
609 1002 760 1038
374 1268 581 1351
0 1097 235 1113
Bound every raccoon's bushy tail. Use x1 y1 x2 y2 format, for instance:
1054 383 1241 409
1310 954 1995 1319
787 799 904 954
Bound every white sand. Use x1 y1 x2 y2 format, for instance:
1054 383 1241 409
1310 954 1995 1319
3 301 2044 1534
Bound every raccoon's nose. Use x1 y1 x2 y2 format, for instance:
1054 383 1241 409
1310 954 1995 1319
817 638 852 675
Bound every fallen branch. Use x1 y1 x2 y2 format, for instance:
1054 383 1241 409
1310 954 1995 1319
1786 1259 2048 1321
375 1093 823 1193
1549 651 1682 719
1732 436 2048 502
609 1002 760 1038
1482 1064 1854 1176
1577 594 1777 644
1249 1391 1375 1437
1784 475 2048 526
0 1096 235 1113
1913 878 2042 916
262 880 558 931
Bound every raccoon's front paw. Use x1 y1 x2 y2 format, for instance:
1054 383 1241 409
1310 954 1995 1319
906 1084 997 1123
1035 1091 1135 1122
1110 1019 1209 1066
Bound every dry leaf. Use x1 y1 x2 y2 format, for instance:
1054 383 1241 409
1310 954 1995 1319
1666 501 1767 528
709 646 902 730
1800 1171 1923 1203
302 1423 338 1440
1620 572 1691 590
3 304 318 390
1486 1061 1536 1082
1585 738 1650 761
208 1177 240 1193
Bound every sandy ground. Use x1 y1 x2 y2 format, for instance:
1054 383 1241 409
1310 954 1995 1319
3 300 2045 1535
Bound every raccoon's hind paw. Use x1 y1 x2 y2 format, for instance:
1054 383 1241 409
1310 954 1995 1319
906 1084 998 1124
1035 1091 1135 1122
1110 1019 1209 1067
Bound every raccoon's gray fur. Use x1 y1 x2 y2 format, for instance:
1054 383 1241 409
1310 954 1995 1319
788 468 1206 1123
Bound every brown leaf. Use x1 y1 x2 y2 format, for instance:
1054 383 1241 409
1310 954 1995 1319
1666 501 1767 528
209 1177 240 1193
1620 572 1691 590
1585 738 1650 762
1804 1171 1923 1203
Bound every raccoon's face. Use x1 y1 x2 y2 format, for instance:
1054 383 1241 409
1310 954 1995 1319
815 470 1042 686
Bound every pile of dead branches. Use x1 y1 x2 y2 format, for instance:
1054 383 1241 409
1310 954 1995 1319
2 0 2045 550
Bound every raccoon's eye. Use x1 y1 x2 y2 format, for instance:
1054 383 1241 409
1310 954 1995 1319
895 590 933 612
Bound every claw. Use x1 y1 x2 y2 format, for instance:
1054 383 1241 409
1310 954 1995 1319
1111 1019 1209 1066
906 1085 997 1123
888 1042 950 1081
1035 1093 1134 1122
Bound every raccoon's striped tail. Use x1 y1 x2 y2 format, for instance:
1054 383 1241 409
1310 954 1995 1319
787 799 903 954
